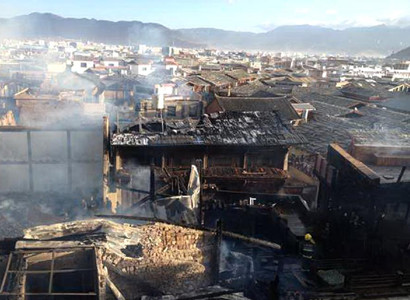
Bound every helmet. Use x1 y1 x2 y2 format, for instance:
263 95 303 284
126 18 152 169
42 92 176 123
305 233 312 241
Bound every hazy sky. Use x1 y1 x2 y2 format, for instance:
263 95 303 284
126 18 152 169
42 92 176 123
1 0 410 32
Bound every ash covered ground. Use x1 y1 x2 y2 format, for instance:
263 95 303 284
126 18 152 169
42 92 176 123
0 193 93 239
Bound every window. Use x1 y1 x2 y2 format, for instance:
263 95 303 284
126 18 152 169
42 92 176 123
167 106 176 117
142 67 147 71
80 62 87 68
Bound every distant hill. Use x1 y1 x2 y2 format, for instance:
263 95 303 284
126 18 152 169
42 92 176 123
0 13 203 48
387 46 410 60
0 13 410 55
179 24 410 55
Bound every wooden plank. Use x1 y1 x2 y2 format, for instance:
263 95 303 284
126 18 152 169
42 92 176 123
48 250 55 293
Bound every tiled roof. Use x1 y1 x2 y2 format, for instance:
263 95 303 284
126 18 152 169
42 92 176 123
293 89 410 154
215 95 300 121
198 72 236 86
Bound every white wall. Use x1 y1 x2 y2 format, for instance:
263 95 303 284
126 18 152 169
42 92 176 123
165 64 178 76
72 61 94 74
130 64 153 76
103 60 121 67
155 85 175 96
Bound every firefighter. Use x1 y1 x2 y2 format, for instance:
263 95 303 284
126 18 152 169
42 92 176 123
301 233 315 270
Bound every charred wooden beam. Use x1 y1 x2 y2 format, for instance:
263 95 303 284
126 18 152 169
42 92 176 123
0 254 12 293
115 184 150 195
220 231 281 250
397 166 407 183
106 272 126 300
132 184 171 208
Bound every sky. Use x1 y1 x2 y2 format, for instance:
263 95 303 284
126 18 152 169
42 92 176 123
1 0 410 33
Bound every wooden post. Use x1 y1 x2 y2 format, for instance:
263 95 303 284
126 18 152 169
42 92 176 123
196 159 204 226
283 148 289 171
243 153 248 170
103 116 111 208
203 154 208 170
161 153 166 169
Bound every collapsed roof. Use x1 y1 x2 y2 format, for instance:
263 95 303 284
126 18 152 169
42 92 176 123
112 111 306 147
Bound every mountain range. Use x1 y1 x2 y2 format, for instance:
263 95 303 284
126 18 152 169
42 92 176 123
387 46 410 60
1 13 410 56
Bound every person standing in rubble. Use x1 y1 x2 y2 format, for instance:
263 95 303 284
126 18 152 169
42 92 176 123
81 198 87 210
301 233 315 271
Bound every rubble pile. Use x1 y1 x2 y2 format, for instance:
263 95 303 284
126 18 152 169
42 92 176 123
23 219 216 296
101 222 215 294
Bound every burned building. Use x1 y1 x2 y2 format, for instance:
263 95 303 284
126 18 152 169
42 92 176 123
315 142 410 260
104 110 313 214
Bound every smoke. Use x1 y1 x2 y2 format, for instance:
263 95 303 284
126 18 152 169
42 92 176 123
0 194 67 239
220 241 254 278
351 127 410 148
0 12 190 239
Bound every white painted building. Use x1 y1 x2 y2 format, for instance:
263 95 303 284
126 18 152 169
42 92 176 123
71 56 95 74
389 63 410 81
129 60 154 76
102 58 124 68
165 63 178 76
155 83 177 96
153 83 177 110
347 65 386 78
